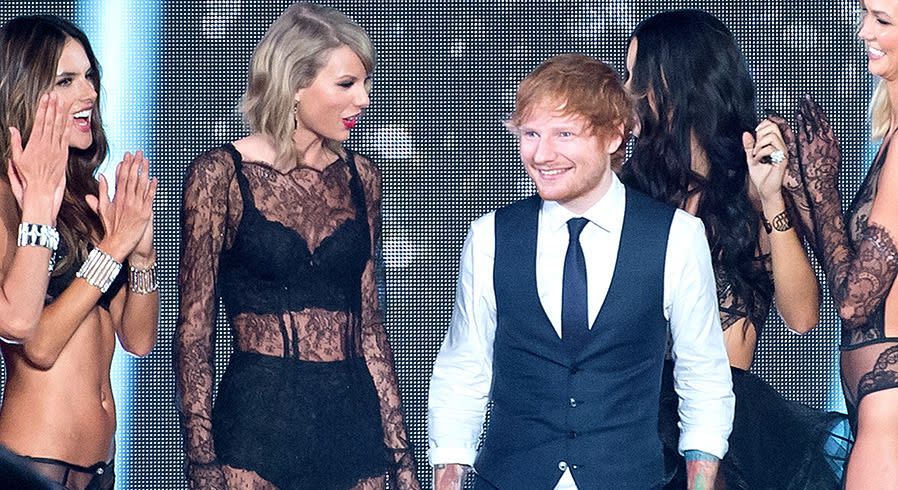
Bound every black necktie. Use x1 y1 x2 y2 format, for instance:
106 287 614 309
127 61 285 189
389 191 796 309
562 217 589 351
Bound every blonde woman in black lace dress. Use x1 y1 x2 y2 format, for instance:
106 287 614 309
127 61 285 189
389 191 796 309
175 3 419 489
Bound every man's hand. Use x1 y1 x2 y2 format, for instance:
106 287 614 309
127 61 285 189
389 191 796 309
685 450 720 490
433 464 471 490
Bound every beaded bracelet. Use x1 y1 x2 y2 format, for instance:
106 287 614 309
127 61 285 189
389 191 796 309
128 262 158 294
17 222 59 251
75 247 122 293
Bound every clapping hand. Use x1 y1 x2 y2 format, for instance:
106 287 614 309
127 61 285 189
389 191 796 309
86 151 157 263
7 93 70 221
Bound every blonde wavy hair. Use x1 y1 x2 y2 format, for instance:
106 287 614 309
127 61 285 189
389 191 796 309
870 79 891 140
241 2 374 165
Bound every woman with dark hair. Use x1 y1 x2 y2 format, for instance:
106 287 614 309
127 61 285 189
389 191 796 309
0 14 158 490
621 9 848 489
176 3 418 489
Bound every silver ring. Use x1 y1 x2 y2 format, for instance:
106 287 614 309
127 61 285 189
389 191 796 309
769 149 785 164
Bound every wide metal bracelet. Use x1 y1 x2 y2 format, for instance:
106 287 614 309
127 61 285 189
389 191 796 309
762 210 792 234
128 262 158 294
17 222 60 251
75 247 122 293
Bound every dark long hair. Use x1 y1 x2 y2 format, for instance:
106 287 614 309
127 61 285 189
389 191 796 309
0 15 108 272
621 9 771 321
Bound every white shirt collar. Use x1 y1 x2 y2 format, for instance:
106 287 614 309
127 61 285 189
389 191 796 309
540 173 626 235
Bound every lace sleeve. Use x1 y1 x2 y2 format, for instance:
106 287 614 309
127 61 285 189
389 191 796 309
796 96 898 338
174 148 235 487
356 155 420 489
768 112 818 248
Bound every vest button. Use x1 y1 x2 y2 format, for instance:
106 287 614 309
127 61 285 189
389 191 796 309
568 431 577 439
569 366 579 374
557 461 568 471
569 398 578 407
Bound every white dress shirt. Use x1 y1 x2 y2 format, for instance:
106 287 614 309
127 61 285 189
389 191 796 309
428 174 734 489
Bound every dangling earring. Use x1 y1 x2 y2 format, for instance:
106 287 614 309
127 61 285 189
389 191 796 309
292 100 299 130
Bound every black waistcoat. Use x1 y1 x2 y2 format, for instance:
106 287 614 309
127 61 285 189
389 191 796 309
475 189 674 489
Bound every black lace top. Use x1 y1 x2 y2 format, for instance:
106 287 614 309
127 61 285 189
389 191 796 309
715 237 773 334
175 144 417 487
843 139 897 344
218 144 370 358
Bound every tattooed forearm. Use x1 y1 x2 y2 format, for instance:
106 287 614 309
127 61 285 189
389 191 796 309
685 450 720 490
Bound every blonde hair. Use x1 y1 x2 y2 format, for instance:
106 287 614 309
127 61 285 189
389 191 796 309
870 79 891 140
240 2 374 164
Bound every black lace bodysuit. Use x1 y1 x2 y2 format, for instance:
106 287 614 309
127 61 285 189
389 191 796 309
840 139 898 417
795 97 898 431
175 144 417 489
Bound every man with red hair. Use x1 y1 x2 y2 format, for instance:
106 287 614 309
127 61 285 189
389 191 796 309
428 54 734 489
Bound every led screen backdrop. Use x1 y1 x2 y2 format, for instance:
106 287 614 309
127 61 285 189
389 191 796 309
0 1 870 488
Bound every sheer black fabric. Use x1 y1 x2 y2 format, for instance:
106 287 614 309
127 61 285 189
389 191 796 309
0 446 56 490
212 352 389 489
175 145 418 489
715 248 772 333
22 456 114 490
659 363 849 489
795 96 898 430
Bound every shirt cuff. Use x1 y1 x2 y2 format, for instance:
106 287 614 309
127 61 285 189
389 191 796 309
428 447 477 467
679 430 729 460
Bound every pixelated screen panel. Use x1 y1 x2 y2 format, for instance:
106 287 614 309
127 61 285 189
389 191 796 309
0 1 867 488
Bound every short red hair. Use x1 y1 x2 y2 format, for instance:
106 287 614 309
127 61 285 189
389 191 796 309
508 54 635 168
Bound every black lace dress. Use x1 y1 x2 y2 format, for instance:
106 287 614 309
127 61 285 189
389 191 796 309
175 144 418 489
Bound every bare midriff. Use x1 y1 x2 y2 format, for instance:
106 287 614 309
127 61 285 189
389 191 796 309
0 308 117 466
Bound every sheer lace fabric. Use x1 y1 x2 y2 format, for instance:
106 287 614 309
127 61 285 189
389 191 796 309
176 146 417 488
796 97 898 418
715 234 772 333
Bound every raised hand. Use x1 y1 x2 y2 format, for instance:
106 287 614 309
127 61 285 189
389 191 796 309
86 151 157 262
7 93 71 222
795 95 841 204
743 119 789 205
